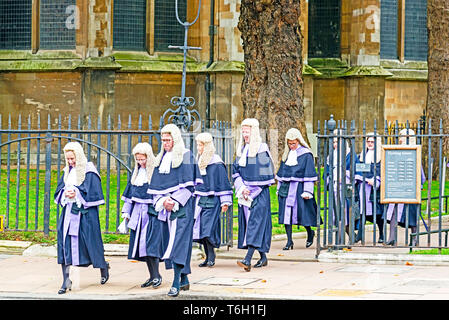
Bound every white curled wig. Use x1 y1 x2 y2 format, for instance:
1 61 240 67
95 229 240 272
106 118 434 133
237 118 262 158
155 123 185 169
63 141 88 186
131 142 156 186
281 128 311 162
360 132 382 164
399 128 416 145
195 132 215 171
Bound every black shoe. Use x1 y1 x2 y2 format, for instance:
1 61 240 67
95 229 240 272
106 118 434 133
386 239 396 246
207 261 215 268
180 283 190 291
141 278 153 288
253 259 268 268
306 230 315 248
100 262 110 285
198 260 208 267
167 287 179 297
152 277 162 288
283 242 294 250
237 259 251 272
58 279 72 295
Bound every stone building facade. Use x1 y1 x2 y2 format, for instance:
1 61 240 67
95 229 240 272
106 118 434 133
0 0 428 142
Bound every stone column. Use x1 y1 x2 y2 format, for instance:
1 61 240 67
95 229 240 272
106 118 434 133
342 0 390 131
76 0 118 127
87 0 112 57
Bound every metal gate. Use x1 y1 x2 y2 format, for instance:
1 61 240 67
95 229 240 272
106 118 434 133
315 115 449 256
0 113 234 248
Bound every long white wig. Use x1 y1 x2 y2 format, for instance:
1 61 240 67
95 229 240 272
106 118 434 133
195 132 216 172
131 142 156 186
281 128 311 162
360 132 382 164
63 141 88 186
236 118 262 158
155 123 186 169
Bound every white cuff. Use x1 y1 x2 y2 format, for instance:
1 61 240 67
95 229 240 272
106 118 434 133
121 211 130 219
301 192 313 199
155 196 169 212
172 201 179 212
118 219 129 234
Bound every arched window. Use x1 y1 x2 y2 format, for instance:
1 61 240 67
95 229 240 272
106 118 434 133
308 0 341 58
40 0 76 50
404 0 427 61
113 0 147 51
0 0 32 50
380 0 398 59
154 0 186 52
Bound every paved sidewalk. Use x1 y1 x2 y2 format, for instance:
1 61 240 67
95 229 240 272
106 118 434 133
1 230 449 300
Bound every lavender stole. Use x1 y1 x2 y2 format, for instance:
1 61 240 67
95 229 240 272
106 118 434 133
62 201 81 266
193 155 232 240
193 197 202 240
283 181 299 225
127 202 150 258
281 147 313 225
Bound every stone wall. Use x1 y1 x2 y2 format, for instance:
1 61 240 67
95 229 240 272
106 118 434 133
0 0 430 138
385 80 427 124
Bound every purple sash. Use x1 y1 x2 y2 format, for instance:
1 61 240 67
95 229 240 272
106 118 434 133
128 203 150 258
62 201 81 266
283 181 299 225
193 197 201 240
386 203 405 221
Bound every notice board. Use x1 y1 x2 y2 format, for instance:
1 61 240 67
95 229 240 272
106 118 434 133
380 145 422 204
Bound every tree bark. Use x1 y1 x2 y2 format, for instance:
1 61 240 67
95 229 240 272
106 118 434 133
238 0 306 169
426 1 449 179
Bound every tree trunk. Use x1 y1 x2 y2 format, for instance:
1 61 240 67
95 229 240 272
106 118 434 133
426 1 449 179
238 0 306 169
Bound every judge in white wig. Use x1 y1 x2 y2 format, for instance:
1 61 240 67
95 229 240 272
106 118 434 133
147 123 203 297
385 128 426 246
354 132 385 243
275 128 320 250
120 142 167 289
53 142 109 294
232 118 275 272
193 132 233 267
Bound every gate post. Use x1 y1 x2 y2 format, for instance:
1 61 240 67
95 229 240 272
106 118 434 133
43 131 53 236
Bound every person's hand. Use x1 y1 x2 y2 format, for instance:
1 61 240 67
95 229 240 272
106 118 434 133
242 188 250 200
221 204 229 213
64 189 76 199
367 178 374 186
163 198 175 211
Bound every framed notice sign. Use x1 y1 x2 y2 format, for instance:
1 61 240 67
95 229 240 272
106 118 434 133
380 145 422 204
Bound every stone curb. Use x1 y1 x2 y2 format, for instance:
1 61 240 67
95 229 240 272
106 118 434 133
318 251 449 266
